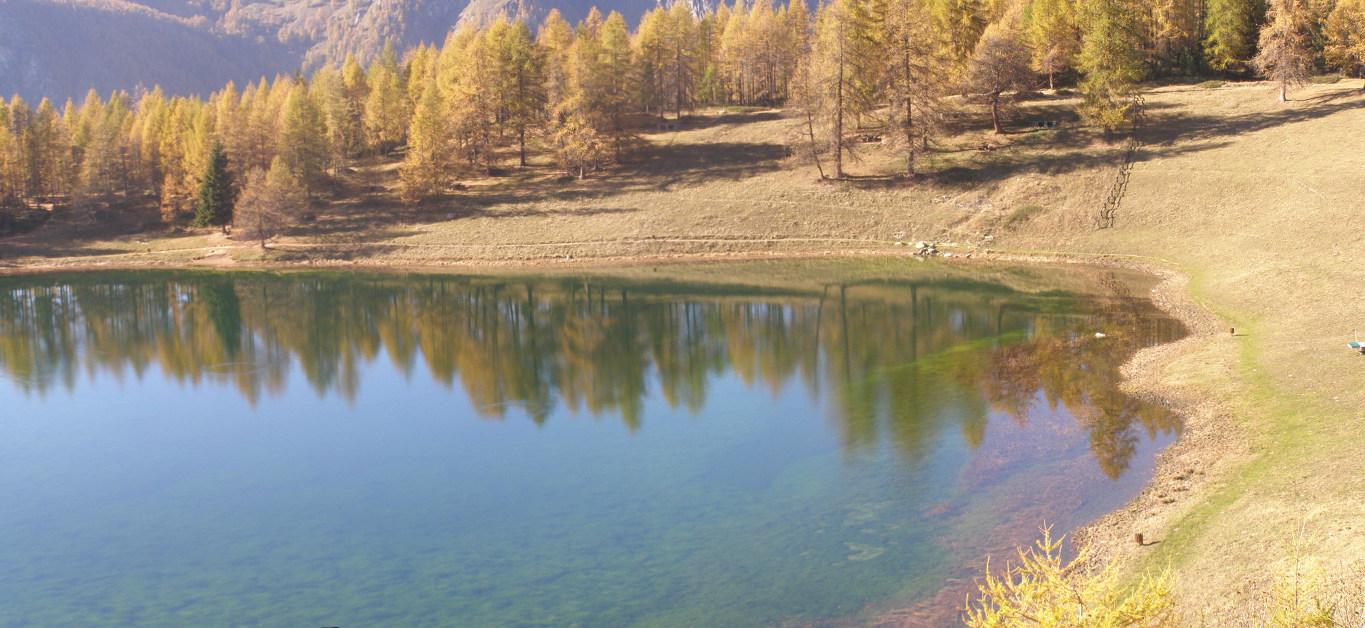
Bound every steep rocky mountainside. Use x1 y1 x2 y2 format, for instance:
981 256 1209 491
1 0 697 102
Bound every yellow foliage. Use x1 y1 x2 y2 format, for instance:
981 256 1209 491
963 526 1176 628
1253 522 1338 628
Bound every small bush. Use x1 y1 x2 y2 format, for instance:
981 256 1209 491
723 105 766 113
1197 80 1226 89
1311 75 1342 84
1006 204 1045 227
963 526 1176 627
1054 88 1073 96
1241 520 1363 627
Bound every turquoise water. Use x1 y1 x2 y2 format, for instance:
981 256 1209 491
0 266 1183 626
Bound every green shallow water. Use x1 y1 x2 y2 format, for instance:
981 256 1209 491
0 263 1183 627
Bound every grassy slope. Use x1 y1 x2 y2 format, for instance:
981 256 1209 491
3 79 1364 616
1048 81 1365 615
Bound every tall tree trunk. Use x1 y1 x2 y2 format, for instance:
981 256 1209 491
834 38 845 180
991 95 1002 134
903 51 916 179
805 109 826 179
905 98 916 178
519 127 527 167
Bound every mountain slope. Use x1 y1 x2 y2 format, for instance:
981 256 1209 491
0 0 297 101
1 0 687 103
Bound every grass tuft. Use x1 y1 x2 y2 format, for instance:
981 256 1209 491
1196 80 1226 89
1005 204 1045 228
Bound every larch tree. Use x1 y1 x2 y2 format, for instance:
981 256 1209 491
341 53 371 105
1076 0 1147 136
936 0 989 68
697 11 723 104
309 66 360 174
881 0 944 176
495 20 548 166
156 99 188 218
1205 0 1268 73
750 0 784 103
551 113 604 179
967 21 1034 134
244 79 279 172
666 1 701 116
213 81 248 172
134 88 169 195
445 23 500 174
554 8 610 176
339 54 372 154
0 100 22 201
790 52 829 179
1326 0 1365 85
636 7 672 117
538 9 577 117
1253 0 1316 100
193 141 235 228
84 92 131 200
809 0 880 179
72 93 105 199
68 91 99 190
1153 0 1206 74
234 157 305 249
179 101 216 213
404 44 438 107
399 81 455 203
718 7 752 104
8 97 32 198
364 43 410 154
599 11 640 162
1028 0 1080 89
25 99 68 199
279 84 330 192
560 9 636 166
786 0 813 76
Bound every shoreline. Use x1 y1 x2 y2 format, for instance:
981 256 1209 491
0 246 1240 614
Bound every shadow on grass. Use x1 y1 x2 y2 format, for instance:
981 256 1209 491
440 140 787 212
0 242 131 259
1140 88 1364 149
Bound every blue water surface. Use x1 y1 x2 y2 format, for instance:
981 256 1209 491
0 266 1182 627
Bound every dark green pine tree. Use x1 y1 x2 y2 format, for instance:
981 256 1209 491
193 142 236 227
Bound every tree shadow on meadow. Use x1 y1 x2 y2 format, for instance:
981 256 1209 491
428 138 788 220
0 240 130 260
1139 88 1364 152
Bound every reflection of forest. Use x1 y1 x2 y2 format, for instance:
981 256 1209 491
0 271 1182 477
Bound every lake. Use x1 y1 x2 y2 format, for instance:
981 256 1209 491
0 261 1183 626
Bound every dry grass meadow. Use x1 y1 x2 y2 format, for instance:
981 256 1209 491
3 78 1365 622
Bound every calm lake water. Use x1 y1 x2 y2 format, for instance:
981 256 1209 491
0 263 1183 627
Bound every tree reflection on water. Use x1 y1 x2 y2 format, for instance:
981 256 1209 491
0 269 1182 478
